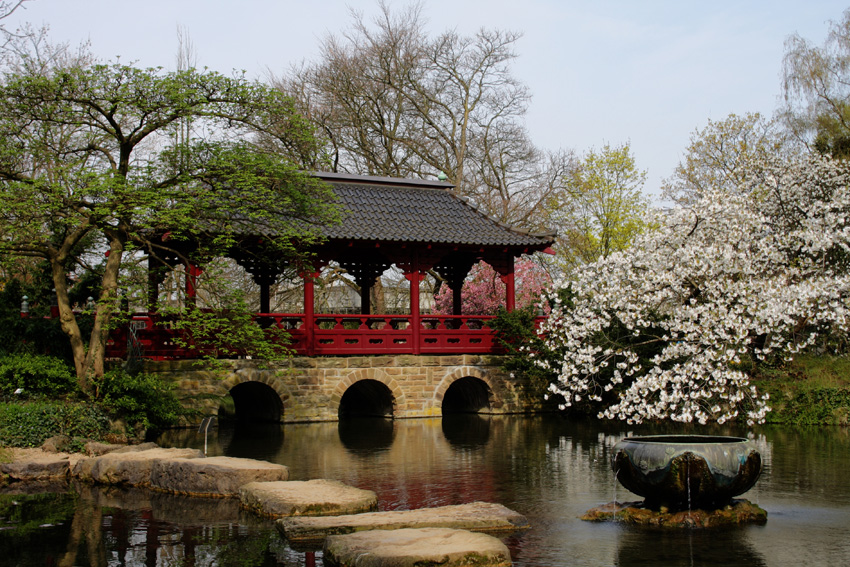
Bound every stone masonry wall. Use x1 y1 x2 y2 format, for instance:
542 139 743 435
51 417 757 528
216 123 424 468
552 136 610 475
140 355 542 424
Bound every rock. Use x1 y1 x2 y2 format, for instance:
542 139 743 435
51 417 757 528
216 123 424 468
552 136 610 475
72 447 204 487
322 527 512 567
84 441 127 456
150 456 290 497
279 502 528 545
41 435 73 453
112 442 160 453
239 479 378 518
580 499 768 528
0 452 70 482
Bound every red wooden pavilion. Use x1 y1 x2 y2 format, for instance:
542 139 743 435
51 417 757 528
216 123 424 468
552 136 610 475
110 173 555 359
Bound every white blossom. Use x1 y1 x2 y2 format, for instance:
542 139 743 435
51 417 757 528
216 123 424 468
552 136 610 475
538 154 850 425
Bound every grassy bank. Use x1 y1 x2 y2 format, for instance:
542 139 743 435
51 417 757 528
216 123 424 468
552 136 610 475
752 354 850 426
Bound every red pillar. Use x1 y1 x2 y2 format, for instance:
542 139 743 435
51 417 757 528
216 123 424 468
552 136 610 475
185 262 202 302
303 271 317 356
499 256 516 312
404 256 423 355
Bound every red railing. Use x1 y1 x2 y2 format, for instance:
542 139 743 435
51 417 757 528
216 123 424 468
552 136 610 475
106 312 505 360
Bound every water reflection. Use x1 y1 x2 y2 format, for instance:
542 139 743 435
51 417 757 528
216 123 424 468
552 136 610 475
2 416 850 566
441 413 491 448
338 417 395 456
219 421 286 459
615 528 767 567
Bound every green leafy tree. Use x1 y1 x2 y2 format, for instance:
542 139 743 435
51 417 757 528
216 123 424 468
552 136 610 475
0 59 339 393
549 142 649 274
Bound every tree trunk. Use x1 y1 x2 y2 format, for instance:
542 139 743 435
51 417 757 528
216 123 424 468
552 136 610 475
80 237 126 391
50 258 88 383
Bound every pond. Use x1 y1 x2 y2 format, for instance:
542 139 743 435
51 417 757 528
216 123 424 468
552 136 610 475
2 415 850 566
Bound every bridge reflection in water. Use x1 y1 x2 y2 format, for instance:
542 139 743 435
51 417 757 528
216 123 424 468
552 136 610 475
3 416 850 566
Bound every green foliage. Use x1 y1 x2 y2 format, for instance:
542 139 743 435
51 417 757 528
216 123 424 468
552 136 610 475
0 276 94 361
0 401 109 448
0 59 340 389
753 354 850 425
549 142 649 274
487 305 559 408
92 369 186 436
160 289 292 365
773 388 850 426
0 354 77 399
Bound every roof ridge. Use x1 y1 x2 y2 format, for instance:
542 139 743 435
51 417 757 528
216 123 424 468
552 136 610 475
312 171 454 190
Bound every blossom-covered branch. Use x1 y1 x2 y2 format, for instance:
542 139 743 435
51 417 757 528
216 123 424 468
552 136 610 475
538 154 850 425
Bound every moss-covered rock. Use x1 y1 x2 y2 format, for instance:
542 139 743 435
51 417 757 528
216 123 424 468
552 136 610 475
581 499 767 528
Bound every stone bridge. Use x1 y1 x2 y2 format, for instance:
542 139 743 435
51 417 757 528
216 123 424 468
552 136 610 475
141 354 541 424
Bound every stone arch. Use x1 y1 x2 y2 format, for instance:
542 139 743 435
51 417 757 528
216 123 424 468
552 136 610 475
435 366 501 414
215 366 294 423
331 368 405 419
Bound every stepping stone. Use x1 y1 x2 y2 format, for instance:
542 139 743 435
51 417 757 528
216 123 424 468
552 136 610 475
239 479 378 518
323 527 512 567
278 501 528 545
72 447 204 487
0 452 70 482
151 456 290 497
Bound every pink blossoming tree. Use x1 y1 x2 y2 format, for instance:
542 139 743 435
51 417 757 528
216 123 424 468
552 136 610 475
434 258 552 315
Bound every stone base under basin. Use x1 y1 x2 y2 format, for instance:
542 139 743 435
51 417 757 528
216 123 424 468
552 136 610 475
581 499 767 528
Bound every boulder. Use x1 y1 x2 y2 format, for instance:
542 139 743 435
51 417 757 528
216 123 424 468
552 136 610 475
41 435 73 453
72 447 204 487
112 442 160 453
0 452 70 482
279 501 528 545
240 479 378 518
84 441 127 456
151 456 289 497
580 499 768 527
322 527 512 567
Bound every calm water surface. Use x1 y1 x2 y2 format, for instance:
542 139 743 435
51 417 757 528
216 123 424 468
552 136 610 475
2 415 850 566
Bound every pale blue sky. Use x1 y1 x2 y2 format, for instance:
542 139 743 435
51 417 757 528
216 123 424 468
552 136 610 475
10 0 849 197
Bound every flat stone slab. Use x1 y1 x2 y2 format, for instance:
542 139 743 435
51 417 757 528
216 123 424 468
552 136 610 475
0 452 70 482
323 527 512 567
72 447 205 487
150 456 289 497
278 501 529 545
581 499 768 528
239 479 378 518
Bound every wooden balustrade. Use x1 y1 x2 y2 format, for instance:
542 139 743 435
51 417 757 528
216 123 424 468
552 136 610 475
106 312 509 360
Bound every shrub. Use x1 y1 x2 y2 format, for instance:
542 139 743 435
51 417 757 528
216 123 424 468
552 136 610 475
769 388 850 426
0 354 77 399
487 306 560 409
0 401 109 448
93 369 185 436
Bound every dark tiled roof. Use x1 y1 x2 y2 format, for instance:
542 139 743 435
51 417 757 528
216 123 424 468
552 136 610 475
316 173 554 249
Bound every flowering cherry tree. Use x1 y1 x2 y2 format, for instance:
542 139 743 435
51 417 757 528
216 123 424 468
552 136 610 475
538 154 850 425
434 258 552 315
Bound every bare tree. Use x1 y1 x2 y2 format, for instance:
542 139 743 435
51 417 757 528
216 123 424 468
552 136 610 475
781 8 850 156
274 1 563 230
662 113 794 206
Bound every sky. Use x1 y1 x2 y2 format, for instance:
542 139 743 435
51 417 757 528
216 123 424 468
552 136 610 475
8 0 850 199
